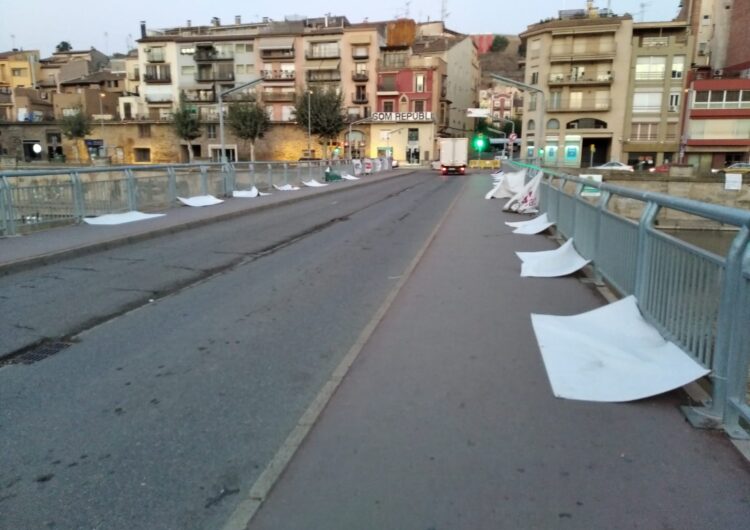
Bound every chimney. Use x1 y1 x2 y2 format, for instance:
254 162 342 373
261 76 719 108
140 21 146 38
187 20 192 27
211 17 220 27
263 16 269 23
235 15 241 25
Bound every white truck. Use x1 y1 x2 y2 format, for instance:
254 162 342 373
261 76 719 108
439 137 468 175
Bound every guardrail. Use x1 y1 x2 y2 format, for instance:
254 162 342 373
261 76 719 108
0 158 395 237
511 161 750 439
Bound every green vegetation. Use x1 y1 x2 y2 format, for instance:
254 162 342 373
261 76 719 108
171 94 202 163
490 35 509 52
59 107 91 163
227 102 270 161
293 87 346 159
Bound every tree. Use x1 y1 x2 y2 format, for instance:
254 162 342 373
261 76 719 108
59 107 91 164
293 87 345 159
490 35 509 53
56 41 72 53
227 102 270 161
171 94 202 163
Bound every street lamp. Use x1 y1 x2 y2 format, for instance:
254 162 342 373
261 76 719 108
99 92 105 158
306 89 312 157
490 74 545 163
218 76 263 163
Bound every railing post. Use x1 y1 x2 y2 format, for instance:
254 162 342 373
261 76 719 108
222 162 235 196
296 163 302 184
633 202 659 302
267 163 273 189
248 163 256 187
0 176 17 236
70 171 85 222
125 169 137 211
591 190 611 284
199 165 208 196
283 163 289 185
167 166 177 204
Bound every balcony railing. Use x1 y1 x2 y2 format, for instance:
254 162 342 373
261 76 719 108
632 105 662 113
306 50 340 60
549 44 616 60
183 90 216 103
634 71 666 81
145 94 173 103
378 57 408 69
352 50 369 60
261 69 296 81
352 92 368 104
146 52 165 63
225 92 256 102
262 92 295 102
143 73 172 84
194 49 235 62
352 71 369 82
547 98 611 112
548 73 614 85
307 70 341 82
260 49 295 60
377 83 398 92
195 71 235 82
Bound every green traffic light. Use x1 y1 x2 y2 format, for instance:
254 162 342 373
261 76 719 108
473 135 486 151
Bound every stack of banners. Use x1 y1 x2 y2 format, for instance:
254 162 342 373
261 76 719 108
232 187 259 198
503 170 543 213
341 173 360 181
83 211 166 225
530 296 711 402
352 160 363 176
505 213 555 235
177 195 224 207
302 179 328 187
273 184 300 191
515 238 590 277
486 169 527 200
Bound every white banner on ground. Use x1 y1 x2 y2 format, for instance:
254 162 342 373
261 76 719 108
530 296 710 402
516 238 589 277
303 179 328 187
273 184 300 191
505 213 554 235
233 187 259 198
341 173 360 180
488 169 526 200
83 211 165 225
178 195 224 207
503 170 542 213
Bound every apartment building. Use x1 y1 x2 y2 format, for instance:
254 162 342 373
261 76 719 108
621 21 693 168
519 4 634 167
0 50 41 121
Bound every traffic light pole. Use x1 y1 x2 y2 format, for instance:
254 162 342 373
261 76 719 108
491 74 544 164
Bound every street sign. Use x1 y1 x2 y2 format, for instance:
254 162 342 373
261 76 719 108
466 108 491 118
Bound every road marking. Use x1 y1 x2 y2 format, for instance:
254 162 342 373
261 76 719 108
222 176 468 530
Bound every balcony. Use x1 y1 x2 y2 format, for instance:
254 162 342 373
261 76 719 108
352 92 368 104
128 71 140 82
547 98 611 112
195 71 235 83
548 73 614 86
352 71 369 82
260 49 295 61
549 44 616 62
143 73 172 84
307 70 341 83
145 94 173 104
634 72 666 82
146 52 165 63
306 49 340 60
183 90 215 103
352 50 369 60
225 92 257 102
194 49 235 62
262 91 295 102
261 69 296 81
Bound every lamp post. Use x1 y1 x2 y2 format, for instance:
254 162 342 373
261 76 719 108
218 76 263 163
491 74 545 163
306 89 312 157
99 92 106 158
347 116 372 160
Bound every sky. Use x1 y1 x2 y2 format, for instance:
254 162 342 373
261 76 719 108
0 0 682 57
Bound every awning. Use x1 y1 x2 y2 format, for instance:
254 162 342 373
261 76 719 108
304 60 340 70
259 37 294 50
349 35 372 45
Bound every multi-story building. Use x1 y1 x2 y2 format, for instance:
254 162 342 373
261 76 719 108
519 3 634 167
0 50 41 121
621 21 693 168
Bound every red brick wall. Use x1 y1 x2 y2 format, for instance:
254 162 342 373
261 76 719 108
726 0 750 68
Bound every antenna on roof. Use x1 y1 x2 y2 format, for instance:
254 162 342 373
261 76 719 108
441 0 450 20
637 2 652 22
405 0 411 18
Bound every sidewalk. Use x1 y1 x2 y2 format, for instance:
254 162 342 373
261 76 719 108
0 169 405 274
247 174 750 529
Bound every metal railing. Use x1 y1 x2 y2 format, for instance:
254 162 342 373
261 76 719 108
513 161 750 439
0 158 396 237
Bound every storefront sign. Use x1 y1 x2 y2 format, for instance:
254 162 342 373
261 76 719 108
370 112 433 122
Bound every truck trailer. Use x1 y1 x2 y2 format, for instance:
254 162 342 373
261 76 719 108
439 138 468 175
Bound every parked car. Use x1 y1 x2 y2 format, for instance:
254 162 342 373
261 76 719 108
649 163 671 173
711 162 750 174
591 161 634 172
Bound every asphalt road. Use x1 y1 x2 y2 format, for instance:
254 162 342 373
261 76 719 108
0 170 463 529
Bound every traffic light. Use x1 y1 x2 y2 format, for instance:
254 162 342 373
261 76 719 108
472 134 487 152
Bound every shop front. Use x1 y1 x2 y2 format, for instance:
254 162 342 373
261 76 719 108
368 112 436 165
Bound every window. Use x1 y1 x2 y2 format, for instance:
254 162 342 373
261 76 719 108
352 45 368 59
11 68 27 77
547 119 560 130
631 122 659 141
281 105 294 121
635 56 666 80
528 93 537 111
380 75 397 91
236 65 246 75
671 56 685 79
669 92 680 111
383 100 394 112
138 124 151 138
408 128 418 141
180 46 195 55
134 148 151 162
633 91 663 112
527 119 535 131
549 91 562 110
414 100 425 112
530 71 538 85
415 73 425 93
207 124 217 139
235 43 253 53
694 90 750 109
309 42 339 59
181 65 196 76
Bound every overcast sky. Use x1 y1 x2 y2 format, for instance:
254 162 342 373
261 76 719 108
1 0 682 56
